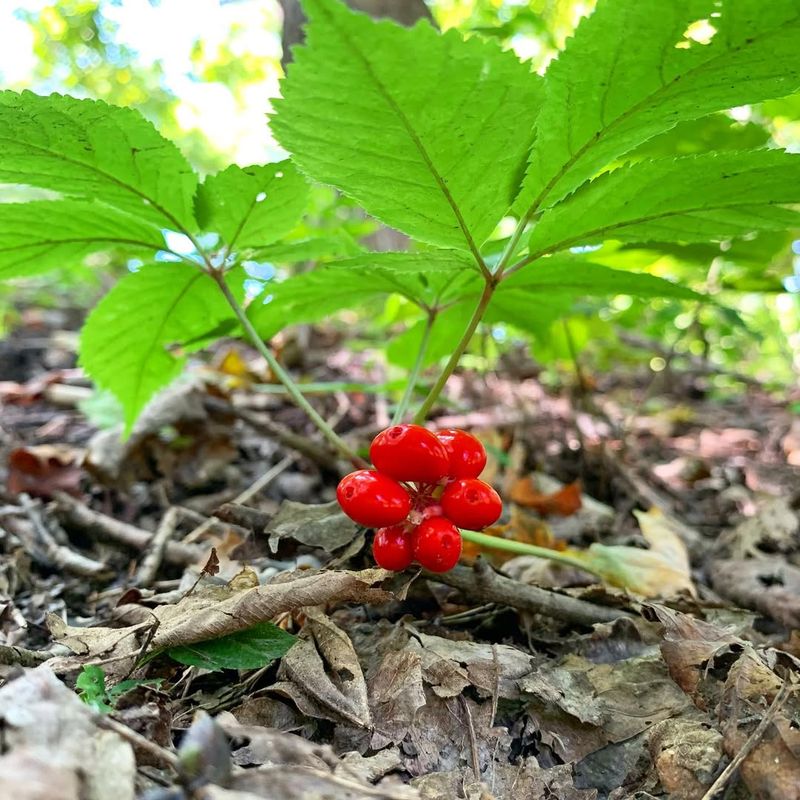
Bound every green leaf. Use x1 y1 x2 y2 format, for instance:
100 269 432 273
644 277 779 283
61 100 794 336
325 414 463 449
499 256 703 300
0 91 198 229
0 200 165 280
328 250 478 273
272 0 541 254
249 267 431 339
76 665 114 714
195 161 309 251
518 0 800 213
80 264 234 432
250 234 363 263
525 151 800 258
167 622 296 671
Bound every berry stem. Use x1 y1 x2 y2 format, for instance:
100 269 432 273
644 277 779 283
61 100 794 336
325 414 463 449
211 270 368 468
413 281 495 424
459 529 606 579
392 309 436 425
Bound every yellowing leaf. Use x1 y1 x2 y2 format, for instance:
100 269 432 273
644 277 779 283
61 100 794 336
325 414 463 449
566 508 696 598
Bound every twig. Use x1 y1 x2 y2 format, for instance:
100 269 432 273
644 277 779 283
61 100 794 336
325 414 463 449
460 695 482 782
245 765 417 800
11 494 110 578
135 506 180 587
214 502 272 532
202 395 341 471
53 492 203 567
700 679 793 800
0 643 67 667
424 559 631 626
96 715 179 770
182 454 296 544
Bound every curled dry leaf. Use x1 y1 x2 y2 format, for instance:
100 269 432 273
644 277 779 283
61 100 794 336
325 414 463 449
647 604 743 704
273 609 372 728
7 445 84 498
266 500 361 555
49 568 391 668
510 476 583 517
565 507 697 598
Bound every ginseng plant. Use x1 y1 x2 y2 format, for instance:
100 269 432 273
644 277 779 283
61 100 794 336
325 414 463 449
3 0 800 575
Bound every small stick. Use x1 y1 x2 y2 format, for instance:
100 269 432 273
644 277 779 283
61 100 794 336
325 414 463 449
202 395 342 471
424 559 631 626
460 695 482 783
0 643 68 667
135 506 180 587
700 680 793 800
13 494 109 578
53 492 202 566
182 454 296 544
96 715 179 770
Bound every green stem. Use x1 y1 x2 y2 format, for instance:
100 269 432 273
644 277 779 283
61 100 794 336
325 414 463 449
459 529 605 580
393 310 436 425
211 272 368 468
412 281 496 424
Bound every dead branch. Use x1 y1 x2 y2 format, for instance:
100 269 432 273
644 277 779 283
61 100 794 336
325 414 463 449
426 558 632 626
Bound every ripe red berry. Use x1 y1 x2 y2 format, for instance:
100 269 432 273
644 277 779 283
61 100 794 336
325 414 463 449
369 424 449 483
412 517 462 572
435 428 487 479
336 470 411 528
372 525 414 571
440 478 502 530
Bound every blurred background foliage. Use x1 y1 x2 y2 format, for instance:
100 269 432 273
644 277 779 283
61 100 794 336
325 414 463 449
2 0 800 392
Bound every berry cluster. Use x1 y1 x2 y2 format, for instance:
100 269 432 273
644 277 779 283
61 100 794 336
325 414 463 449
336 425 502 573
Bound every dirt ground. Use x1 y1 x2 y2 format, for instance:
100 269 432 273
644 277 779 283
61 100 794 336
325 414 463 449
1 309 799 800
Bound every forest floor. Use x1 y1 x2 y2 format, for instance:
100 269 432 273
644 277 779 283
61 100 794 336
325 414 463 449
1 308 799 800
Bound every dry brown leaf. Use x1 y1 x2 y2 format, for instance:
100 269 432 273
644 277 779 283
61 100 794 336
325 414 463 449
7 445 84 498
85 380 236 488
272 609 372 728
49 568 391 668
720 654 800 800
648 718 723 800
266 500 360 555
0 667 135 800
709 557 800 628
519 652 691 743
510 476 583 517
648 604 743 704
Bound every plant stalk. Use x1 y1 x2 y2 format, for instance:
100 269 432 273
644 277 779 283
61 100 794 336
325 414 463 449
211 272 367 467
412 281 496 424
392 310 437 425
459 529 605 579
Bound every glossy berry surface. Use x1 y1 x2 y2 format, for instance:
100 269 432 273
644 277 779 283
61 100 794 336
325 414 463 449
435 428 487 479
412 517 462 572
369 424 449 483
336 470 411 528
441 478 502 530
372 525 414 571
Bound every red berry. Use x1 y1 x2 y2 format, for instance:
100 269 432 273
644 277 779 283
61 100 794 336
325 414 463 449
441 478 502 530
412 517 462 572
372 525 414 571
336 470 411 528
435 428 487 479
369 424 449 483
